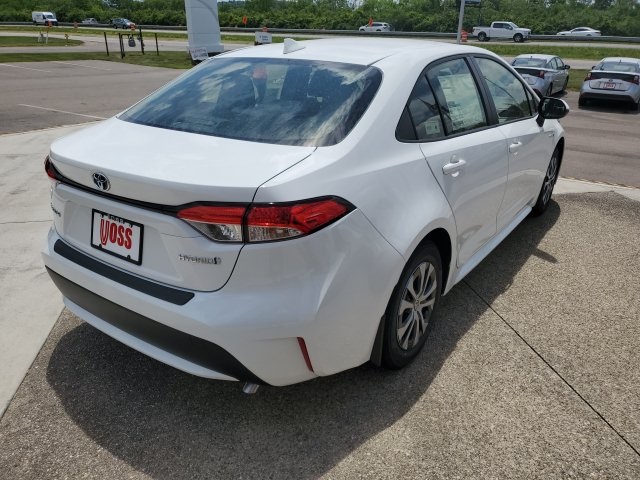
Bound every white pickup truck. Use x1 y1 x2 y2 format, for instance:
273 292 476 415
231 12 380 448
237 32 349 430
472 21 531 43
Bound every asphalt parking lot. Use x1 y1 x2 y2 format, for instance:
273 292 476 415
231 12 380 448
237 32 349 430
0 60 181 134
1 60 640 479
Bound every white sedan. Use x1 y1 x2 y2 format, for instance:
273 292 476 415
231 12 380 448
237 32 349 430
42 38 568 391
557 27 601 36
359 22 392 32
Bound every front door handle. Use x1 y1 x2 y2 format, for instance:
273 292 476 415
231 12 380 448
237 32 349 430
442 158 467 176
509 141 523 153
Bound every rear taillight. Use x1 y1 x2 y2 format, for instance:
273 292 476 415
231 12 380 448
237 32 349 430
584 72 592 81
538 70 545 79
44 155 60 180
177 205 245 242
246 198 351 242
177 197 353 243
632 75 639 85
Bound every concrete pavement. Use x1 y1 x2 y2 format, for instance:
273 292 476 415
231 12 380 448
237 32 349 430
1 123 640 478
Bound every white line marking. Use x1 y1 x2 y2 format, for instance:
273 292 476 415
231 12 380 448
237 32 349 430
51 61 112 71
18 104 106 120
0 63 52 73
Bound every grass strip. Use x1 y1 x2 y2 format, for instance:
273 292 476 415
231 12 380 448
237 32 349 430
0 51 193 68
0 35 82 47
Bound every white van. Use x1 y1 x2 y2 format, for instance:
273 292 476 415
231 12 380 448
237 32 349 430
32 12 58 26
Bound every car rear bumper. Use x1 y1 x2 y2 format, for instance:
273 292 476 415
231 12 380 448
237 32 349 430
47 267 264 383
42 209 403 386
580 89 640 104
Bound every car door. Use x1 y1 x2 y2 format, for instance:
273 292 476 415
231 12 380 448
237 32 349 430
553 57 568 93
403 57 509 267
473 56 555 231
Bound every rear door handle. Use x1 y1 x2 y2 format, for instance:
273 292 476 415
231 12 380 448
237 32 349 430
442 158 467 176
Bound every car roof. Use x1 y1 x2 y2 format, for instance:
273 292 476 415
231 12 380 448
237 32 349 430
221 37 498 67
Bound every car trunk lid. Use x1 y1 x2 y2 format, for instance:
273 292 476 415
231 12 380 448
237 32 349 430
48 118 315 291
588 71 638 91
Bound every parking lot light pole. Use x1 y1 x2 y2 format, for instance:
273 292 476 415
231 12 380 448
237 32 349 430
457 0 466 44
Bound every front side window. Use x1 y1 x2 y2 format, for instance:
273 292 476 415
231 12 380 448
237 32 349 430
120 58 382 147
475 57 532 123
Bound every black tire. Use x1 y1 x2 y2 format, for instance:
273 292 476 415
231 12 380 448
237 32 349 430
514 33 524 43
578 96 587 107
477 32 487 42
531 147 560 216
545 85 553 97
562 77 569 92
382 241 442 369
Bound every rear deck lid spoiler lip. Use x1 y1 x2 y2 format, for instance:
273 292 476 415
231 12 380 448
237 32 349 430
46 156 250 216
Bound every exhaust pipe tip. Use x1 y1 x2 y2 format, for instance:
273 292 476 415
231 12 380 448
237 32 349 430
242 382 260 394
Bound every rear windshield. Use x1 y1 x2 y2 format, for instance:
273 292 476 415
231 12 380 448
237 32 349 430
120 57 382 147
596 62 640 73
512 58 547 68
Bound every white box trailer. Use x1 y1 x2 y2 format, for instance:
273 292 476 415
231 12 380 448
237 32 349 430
185 0 223 59
32 11 58 26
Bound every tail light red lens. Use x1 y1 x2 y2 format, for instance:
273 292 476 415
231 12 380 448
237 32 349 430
177 197 353 243
177 205 245 242
584 72 592 81
538 70 545 79
44 156 60 180
246 198 351 242
632 75 639 85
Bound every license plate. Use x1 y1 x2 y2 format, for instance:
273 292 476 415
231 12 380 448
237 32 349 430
602 82 616 89
91 209 143 265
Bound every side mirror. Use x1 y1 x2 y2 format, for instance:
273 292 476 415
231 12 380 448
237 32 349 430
565 65 571 70
536 97 570 127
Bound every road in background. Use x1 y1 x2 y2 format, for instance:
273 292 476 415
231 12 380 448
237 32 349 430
560 92 640 188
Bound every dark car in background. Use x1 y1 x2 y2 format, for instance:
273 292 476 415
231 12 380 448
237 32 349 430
111 18 136 29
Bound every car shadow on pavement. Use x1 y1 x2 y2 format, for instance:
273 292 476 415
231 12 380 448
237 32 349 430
578 101 639 114
43 202 561 479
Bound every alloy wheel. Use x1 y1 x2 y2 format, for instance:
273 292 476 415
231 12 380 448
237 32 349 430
542 151 559 205
396 261 437 350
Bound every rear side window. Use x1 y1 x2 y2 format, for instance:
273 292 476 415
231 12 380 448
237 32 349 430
397 58 488 141
475 57 532 123
120 58 382 147
396 76 445 141
426 58 487 135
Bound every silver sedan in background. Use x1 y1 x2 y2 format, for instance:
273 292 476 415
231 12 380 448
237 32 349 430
511 54 570 97
579 57 640 110
557 27 601 36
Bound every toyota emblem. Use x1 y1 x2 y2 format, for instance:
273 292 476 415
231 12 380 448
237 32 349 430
92 172 111 191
